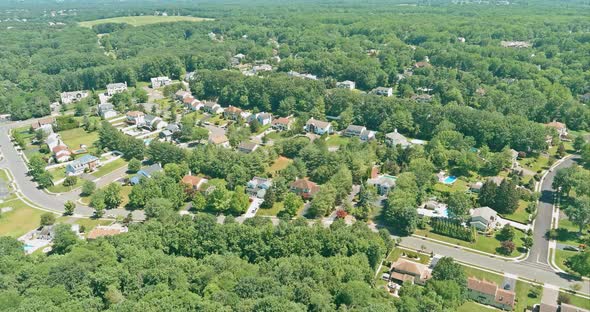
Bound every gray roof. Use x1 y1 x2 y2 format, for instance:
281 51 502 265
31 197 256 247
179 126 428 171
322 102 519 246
346 125 366 133
470 207 497 220
238 141 258 151
306 118 331 129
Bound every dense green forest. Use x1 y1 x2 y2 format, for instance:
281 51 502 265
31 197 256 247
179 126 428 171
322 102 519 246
1 0 589 135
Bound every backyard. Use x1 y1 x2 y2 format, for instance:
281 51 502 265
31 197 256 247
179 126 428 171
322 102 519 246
559 292 590 310
500 200 531 224
91 158 127 178
59 128 99 154
266 156 292 176
0 199 46 237
256 202 284 217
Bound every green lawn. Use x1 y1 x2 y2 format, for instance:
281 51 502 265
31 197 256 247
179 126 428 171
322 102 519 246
462 266 503 285
257 201 284 217
500 200 531 224
325 134 351 147
47 179 83 193
48 167 67 181
554 249 580 275
119 185 133 208
432 179 469 195
0 169 10 182
556 218 587 246
79 16 213 28
0 199 46 237
415 226 526 257
59 128 99 152
559 292 590 310
92 158 127 178
56 216 112 232
266 156 292 176
457 301 495 312
387 248 430 264
521 154 550 173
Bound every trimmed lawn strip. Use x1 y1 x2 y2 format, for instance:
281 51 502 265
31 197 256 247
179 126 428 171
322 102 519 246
387 248 430 264
47 180 83 193
0 199 46 237
92 158 127 178
325 134 351 147
56 216 112 232
457 301 495 312
559 292 590 310
119 185 133 209
556 218 587 246
462 266 503 285
415 226 525 257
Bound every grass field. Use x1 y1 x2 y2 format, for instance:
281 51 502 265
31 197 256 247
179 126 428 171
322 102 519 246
47 179 83 193
56 216 112 232
325 135 351 147
554 249 579 275
267 156 292 176
556 218 587 246
387 248 430 264
59 128 99 152
415 226 526 257
79 16 213 28
119 185 133 208
0 199 46 237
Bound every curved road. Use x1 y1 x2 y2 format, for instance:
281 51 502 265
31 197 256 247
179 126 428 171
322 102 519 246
0 119 587 294
0 121 144 220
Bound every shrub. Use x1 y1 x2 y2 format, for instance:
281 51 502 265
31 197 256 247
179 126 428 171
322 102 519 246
63 175 78 187
431 218 476 242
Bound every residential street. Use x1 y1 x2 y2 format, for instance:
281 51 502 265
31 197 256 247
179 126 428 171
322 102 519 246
525 156 578 266
0 121 144 220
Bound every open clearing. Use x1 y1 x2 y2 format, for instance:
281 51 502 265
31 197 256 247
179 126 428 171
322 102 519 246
79 16 213 28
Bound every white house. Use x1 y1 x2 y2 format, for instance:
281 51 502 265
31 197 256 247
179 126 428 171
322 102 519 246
385 129 411 148
66 155 100 175
126 111 145 125
469 207 498 231
305 118 332 135
251 112 272 126
246 177 272 198
343 125 375 141
372 87 393 97
98 103 117 119
106 82 127 96
336 81 356 90
151 76 172 89
60 91 89 105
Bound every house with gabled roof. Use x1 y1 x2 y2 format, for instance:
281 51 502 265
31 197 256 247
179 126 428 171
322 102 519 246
106 82 127 96
126 111 145 125
150 76 172 89
223 106 243 120
389 259 432 286
344 125 375 141
271 117 292 131
202 101 223 114
66 155 100 175
545 121 568 138
246 177 272 198
60 91 88 105
181 175 207 191
305 118 332 135
238 141 259 154
372 87 393 97
130 163 162 185
336 80 355 90
467 277 515 311
469 207 498 231
290 178 319 199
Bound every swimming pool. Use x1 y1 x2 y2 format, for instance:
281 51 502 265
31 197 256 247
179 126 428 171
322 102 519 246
443 176 457 184
23 244 34 252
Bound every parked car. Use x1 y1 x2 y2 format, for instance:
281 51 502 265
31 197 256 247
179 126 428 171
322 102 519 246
563 245 580 252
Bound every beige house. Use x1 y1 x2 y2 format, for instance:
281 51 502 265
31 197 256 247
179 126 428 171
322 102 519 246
389 259 432 285
467 277 515 311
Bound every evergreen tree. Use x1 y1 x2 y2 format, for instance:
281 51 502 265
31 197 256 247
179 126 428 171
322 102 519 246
478 180 497 208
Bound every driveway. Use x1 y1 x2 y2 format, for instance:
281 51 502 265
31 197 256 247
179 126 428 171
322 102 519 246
241 197 263 219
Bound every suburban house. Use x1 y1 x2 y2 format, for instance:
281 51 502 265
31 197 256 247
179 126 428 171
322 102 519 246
150 76 172 89
414 61 432 68
98 103 117 119
130 163 162 185
87 224 128 240
372 87 393 97
52 145 71 163
175 90 192 101
389 259 432 286
66 155 100 175
160 123 181 141
126 111 145 125
224 106 244 120
106 82 127 96
287 71 318 80
246 177 272 198
31 117 56 131
181 175 207 191
202 101 223 114
411 94 433 103
367 167 397 195
545 121 568 138
252 64 273 73
343 125 375 141
182 96 201 110
469 181 483 193
385 129 411 148
271 117 292 131
208 133 230 148
336 80 356 90
238 141 259 154
60 91 89 104
469 207 498 231
290 178 320 199
305 118 332 135
143 114 166 131
46 133 61 151
251 112 272 126
467 277 515 311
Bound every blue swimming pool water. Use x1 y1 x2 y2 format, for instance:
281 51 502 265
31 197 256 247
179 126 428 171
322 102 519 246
23 244 34 252
443 176 457 184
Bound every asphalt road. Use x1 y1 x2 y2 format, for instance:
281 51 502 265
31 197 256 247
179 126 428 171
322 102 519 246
0 121 144 220
525 156 578 266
